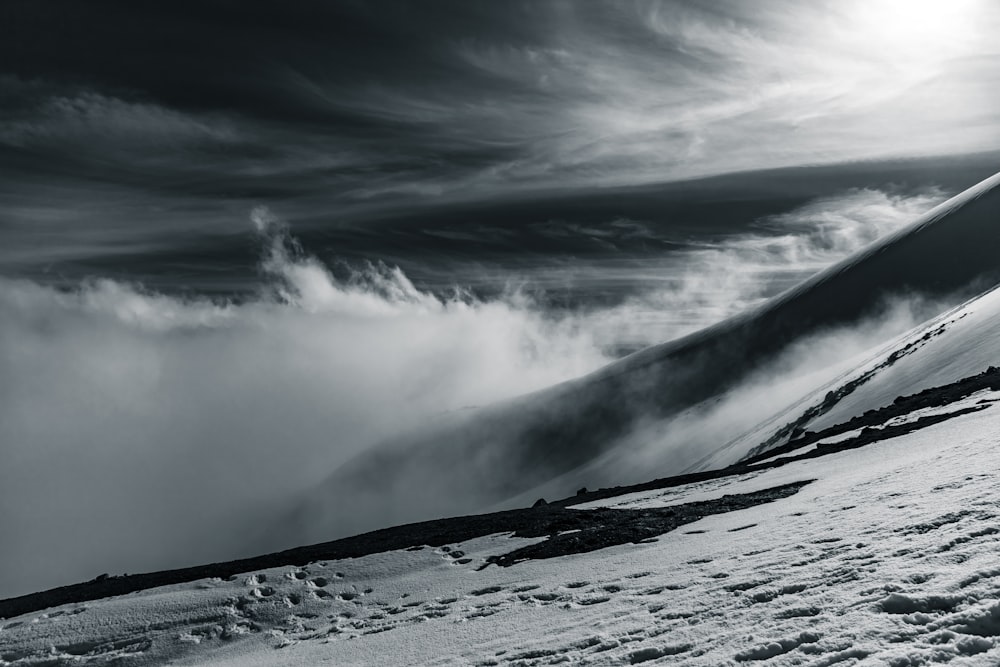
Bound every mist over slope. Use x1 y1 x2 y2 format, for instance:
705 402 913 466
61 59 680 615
290 171 1000 545
0 222 606 600
709 280 1000 471
8 354 1000 665
0 184 941 598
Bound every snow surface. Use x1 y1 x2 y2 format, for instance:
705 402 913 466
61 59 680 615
6 399 1000 665
740 390 1000 468
700 282 1000 471
809 290 1000 432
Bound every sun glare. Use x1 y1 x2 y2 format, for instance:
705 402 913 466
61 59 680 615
851 0 984 65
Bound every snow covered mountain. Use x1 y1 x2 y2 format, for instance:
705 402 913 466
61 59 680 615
4 170 1000 666
285 171 1000 545
700 281 1000 472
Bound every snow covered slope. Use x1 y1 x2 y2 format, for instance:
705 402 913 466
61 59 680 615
290 171 1000 543
6 375 1000 665
701 281 1000 470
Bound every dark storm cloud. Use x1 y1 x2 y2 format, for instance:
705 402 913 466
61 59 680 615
1 0 999 275
0 2 552 194
4 1 993 188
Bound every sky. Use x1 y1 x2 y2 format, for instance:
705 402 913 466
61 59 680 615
1 0 999 281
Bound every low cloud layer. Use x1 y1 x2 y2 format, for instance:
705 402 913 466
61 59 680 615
0 217 611 598
0 188 946 597
555 186 946 352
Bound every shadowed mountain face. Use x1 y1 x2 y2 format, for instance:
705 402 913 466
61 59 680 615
278 171 1000 545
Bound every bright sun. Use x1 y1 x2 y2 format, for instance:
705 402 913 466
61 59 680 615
851 0 983 64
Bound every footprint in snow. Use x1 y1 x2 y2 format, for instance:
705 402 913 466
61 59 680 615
728 524 757 532
435 546 473 565
525 592 561 602
576 595 611 606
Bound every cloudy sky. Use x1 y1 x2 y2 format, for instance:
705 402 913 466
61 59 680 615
1 0 999 282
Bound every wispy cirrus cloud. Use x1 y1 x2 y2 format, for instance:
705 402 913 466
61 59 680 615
4 1 997 197
0 1 998 279
0 90 237 150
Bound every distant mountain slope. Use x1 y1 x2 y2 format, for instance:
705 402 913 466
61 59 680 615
704 281 1000 470
286 171 1000 545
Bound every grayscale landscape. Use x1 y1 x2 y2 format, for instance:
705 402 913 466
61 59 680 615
2 2 1000 665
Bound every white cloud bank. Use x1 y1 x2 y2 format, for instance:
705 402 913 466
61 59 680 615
0 188 944 597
